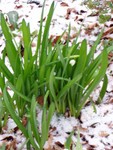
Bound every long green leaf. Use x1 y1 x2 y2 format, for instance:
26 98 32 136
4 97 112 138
46 102 55 135
30 96 41 145
74 39 87 77
3 87 28 138
86 29 104 65
96 74 108 104
40 1 54 66
1 14 12 40
28 122 40 149
0 59 13 83
7 82 30 102
65 131 74 149
1 15 21 76
57 73 82 99
77 49 108 117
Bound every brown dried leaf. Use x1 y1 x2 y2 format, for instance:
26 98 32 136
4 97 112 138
9 24 15 30
22 116 27 127
70 33 77 39
13 126 19 133
6 138 16 150
37 96 44 106
49 126 57 132
106 98 113 104
65 8 76 19
99 131 109 137
79 126 88 132
55 141 64 149
44 134 54 150
53 144 64 150
88 23 98 29
62 32 69 41
2 136 14 141
50 35 61 46
60 2 69 7
102 27 113 37
15 5 23 9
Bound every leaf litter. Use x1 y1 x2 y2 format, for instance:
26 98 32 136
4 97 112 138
0 0 113 149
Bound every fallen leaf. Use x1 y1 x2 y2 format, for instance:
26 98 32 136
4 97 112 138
37 96 44 106
60 2 69 7
78 126 88 132
1 136 14 142
102 27 113 37
22 116 27 127
15 5 23 9
105 98 113 104
65 8 76 19
6 138 16 150
55 141 64 149
88 23 98 29
50 35 61 46
99 131 109 137
44 134 54 150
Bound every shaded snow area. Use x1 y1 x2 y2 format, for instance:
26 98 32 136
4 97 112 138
0 0 113 149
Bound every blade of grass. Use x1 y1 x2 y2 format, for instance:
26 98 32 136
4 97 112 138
57 73 82 99
1 14 12 40
40 1 54 65
3 86 28 138
0 59 13 83
76 130 83 150
30 95 41 145
1 15 21 76
65 131 74 149
28 121 40 149
73 39 87 77
96 74 108 104
7 82 31 102
86 29 104 65
77 49 108 117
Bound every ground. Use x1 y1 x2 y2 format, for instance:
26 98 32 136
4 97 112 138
0 0 113 150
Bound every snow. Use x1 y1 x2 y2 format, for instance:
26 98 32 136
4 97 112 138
0 0 113 149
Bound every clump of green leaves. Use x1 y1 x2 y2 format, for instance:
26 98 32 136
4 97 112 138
99 14 111 24
0 0 112 119
0 1 55 149
0 0 113 148
83 0 112 24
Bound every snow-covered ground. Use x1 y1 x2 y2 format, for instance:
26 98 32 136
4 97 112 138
0 0 113 149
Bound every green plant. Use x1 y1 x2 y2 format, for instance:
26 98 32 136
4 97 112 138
48 30 112 117
65 130 83 150
76 130 83 150
0 1 55 149
3 87 55 149
82 0 112 24
0 0 113 148
0 0 112 119
0 143 6 150
0 0 55 117
28 92 55 149
65 131 74 149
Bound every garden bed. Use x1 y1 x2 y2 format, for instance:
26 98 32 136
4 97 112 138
0 0 113 149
